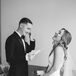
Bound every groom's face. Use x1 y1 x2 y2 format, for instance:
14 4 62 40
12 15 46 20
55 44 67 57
21 23 32 35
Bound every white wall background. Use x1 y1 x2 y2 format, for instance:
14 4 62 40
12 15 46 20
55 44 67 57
1 0 76 69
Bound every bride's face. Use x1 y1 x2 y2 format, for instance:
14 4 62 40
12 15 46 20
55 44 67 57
52 29 64 44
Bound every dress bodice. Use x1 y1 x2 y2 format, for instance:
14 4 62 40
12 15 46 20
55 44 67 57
48 43 68 76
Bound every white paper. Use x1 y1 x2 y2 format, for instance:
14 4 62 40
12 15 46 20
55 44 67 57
26 50 41 61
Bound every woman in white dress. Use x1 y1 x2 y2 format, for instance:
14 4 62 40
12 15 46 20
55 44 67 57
42 28 72 76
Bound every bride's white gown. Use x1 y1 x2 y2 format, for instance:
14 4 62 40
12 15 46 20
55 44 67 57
49 54 64 76
49 48 74 76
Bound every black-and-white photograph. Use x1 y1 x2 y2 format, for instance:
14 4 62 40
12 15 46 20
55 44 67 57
1 0 76 76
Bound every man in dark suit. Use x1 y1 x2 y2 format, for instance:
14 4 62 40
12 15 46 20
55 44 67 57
5 17 35 76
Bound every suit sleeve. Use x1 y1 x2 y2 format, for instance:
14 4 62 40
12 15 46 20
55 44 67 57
5 37 16 64
30 40 35 50
25 40 35 53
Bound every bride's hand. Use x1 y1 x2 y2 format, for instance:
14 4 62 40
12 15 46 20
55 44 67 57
37 70 45 76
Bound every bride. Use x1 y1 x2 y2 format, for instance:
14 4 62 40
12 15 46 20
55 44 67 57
41 28 72 76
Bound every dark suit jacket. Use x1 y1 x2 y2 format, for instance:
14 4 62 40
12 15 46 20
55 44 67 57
5 32 35 76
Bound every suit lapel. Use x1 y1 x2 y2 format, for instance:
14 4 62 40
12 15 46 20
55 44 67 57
18 38 23 45
13 32 24 46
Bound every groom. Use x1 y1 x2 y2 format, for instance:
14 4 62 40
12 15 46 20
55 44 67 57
5 17 35 76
